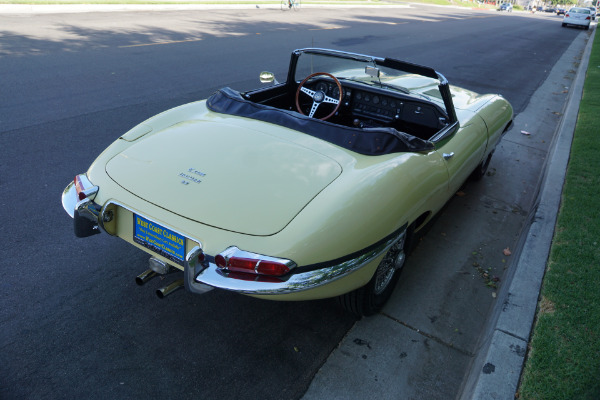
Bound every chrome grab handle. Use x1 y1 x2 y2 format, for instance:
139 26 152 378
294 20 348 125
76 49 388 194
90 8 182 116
443 152 455 160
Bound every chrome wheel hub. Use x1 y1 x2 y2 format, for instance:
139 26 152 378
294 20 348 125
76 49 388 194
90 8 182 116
374 234 406 295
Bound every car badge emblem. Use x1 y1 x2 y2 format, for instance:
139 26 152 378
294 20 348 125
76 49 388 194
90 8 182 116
179 168 206 185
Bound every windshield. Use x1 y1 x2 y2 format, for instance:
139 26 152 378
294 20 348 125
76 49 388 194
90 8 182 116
294 51 443 100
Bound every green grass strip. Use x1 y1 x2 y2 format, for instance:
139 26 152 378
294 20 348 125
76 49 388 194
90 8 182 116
518 35 600 400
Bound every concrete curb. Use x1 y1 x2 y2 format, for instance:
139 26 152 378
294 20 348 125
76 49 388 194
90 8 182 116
459 27 596 400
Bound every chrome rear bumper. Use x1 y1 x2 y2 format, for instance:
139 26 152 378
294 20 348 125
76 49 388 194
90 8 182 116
63 178 406 296
185 229 405 296
62 181 101 237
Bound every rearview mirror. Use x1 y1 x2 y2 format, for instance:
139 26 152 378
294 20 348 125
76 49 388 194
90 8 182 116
365 66 380 78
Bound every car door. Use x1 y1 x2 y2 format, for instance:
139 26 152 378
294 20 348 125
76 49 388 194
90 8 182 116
434 117 488 194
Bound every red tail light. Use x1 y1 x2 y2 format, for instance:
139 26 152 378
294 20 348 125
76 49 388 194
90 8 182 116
75 175 87 200
228 257 259 272
74 174 98 201
215 247 295 277
256 260 291 276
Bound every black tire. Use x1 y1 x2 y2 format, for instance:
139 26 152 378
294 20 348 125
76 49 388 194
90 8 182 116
337 227 413 317
562 23 567 27
470 151 493 181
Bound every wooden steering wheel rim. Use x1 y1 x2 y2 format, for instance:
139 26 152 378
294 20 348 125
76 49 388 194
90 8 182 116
295 72 343 121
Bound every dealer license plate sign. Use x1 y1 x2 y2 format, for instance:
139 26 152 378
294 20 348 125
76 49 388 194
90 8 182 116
133 214 186 265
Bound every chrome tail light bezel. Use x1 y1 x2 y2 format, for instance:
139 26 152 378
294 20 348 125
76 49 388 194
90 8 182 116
215 246 297 277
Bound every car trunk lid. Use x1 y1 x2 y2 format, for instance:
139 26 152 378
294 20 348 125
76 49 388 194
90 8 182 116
105 119 342 236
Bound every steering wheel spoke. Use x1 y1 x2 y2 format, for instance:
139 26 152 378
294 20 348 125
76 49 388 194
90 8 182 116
295 72 343 121
323 95 339 105
307 102 321 118
299 86 316 97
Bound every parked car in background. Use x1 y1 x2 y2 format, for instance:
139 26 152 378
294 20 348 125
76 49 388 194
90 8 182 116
544 7 557 12
556 7 566 15
498 3 513 11
562 7 592 29
589 6 597 20
61 48 513 316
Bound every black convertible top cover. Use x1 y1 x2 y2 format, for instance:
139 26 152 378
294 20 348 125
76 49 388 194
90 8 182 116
206 88 434 156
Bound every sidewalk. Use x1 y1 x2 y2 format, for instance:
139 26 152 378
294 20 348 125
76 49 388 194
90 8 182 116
461 26 596 399
301 27 596 400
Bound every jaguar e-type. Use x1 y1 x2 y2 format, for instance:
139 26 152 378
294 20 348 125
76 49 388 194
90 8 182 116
62 48 513 316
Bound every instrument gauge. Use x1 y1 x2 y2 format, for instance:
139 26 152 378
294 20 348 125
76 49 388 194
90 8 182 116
316 82 328 93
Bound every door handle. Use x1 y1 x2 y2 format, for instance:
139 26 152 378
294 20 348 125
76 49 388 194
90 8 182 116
443 152 455 160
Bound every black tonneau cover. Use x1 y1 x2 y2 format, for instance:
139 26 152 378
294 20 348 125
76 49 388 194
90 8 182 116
207 88 434 156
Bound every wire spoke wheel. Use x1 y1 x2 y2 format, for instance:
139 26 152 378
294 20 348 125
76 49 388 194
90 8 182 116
374 238 406 295
336 227 412 317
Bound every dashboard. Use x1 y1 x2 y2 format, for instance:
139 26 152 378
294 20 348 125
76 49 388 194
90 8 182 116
306 79 446 133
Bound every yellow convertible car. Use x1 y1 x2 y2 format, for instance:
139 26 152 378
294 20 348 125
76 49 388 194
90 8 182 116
62 48 513 316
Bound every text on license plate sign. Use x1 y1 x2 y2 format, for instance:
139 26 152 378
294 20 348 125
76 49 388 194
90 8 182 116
133 214 186 265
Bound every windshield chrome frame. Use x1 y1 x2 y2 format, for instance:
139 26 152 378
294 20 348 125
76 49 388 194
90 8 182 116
288 48 458 125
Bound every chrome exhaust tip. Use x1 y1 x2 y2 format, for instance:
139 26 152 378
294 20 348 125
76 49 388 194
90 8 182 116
136 269 158 286
156 279 184 299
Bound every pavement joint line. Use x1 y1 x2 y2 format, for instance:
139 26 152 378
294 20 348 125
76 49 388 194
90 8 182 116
380 312 475 357
496 327 527 342
501 136 556 152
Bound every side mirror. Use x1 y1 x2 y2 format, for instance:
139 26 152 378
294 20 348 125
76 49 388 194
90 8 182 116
260 71 278 85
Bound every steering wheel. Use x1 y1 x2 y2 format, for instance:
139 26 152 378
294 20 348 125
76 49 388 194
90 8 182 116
295 72 343 121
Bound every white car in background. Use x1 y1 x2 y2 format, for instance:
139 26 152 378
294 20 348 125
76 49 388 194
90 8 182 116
562 7 592 30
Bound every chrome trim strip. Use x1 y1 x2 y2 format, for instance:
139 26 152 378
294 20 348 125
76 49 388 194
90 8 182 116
62 181 78 218
62 181 101 222
294 48 382 64
76 197 101 223
62 175 99 219
76 174 99 200
184 246 214 294
430 121 459 144
187 229 406 295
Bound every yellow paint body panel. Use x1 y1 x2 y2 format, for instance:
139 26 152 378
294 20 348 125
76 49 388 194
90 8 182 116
79 78 512 301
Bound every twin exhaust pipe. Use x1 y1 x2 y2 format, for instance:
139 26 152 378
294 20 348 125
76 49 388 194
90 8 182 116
135 257 184 299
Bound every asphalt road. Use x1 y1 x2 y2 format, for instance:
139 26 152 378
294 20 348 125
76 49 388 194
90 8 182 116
0 6 586 399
